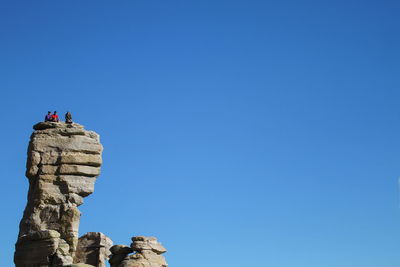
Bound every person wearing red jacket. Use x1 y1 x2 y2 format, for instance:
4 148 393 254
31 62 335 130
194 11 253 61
51 111 60 122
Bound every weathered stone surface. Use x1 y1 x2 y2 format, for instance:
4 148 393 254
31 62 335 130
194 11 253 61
68 193 84 206
14 230 74 267
120 251 167 267
38 152 102 166
109 237 167 267
59 165 101 176
15 122 104 266
60 153 102 166
53 251 74 267
75 232 113 267
15 235 59 266
31 134 102 155
33 122 84 131
131 236 167 254
59 175 96 197
19 230 61 241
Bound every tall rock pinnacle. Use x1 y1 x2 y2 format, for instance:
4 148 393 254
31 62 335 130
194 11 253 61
15 121 167 267
15 122 104 266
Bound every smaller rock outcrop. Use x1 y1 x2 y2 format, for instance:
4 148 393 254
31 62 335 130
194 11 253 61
109 236 167 267
74 232 113 267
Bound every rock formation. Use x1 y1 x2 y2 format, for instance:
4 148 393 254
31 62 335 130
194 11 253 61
14 121 168 267
75 232 113 267
109 236 167 267
15 122 104 266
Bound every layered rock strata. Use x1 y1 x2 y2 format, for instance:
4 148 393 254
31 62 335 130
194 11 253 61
15 122 103 266
109 236 167 267
74 232 113 267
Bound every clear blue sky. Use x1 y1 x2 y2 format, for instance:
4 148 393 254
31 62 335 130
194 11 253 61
1 1 399 266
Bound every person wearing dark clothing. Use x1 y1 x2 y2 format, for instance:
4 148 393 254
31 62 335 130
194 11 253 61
51 111 60 122
65 111 72 123
44 111 52 122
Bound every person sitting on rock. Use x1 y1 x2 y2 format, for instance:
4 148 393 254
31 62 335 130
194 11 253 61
65 111 72 124
44 111 52 122
51 111 60 122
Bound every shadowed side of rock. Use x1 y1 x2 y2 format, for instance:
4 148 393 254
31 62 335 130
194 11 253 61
15 122 104 267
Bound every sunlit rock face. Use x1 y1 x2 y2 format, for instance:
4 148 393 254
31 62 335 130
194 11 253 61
15 122 103 267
